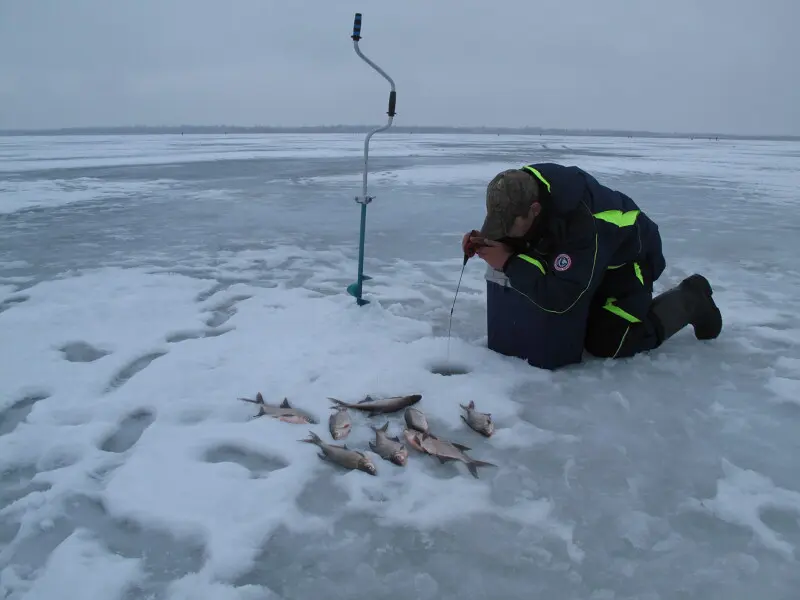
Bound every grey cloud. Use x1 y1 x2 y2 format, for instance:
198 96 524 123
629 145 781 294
0 0 797 135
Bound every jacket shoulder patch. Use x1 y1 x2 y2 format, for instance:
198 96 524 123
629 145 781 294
554 254 572 272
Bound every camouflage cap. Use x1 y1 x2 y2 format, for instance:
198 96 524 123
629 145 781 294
479 169 540 240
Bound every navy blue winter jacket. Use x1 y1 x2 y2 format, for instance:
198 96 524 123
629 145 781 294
500 163 666 314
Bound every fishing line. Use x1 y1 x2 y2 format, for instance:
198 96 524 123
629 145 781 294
446 254 469 363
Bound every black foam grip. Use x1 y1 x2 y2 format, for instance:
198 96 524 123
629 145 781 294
352 13 362 39
388 91 396 116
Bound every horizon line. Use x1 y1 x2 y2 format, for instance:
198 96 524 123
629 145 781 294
0 124 797 141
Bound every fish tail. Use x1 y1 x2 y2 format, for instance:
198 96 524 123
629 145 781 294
300 430 322 446
466 458 496 479
327 397 349 408
470 458 496 468
370 421 390 433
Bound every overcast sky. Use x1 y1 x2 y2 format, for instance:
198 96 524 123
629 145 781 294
0 0 797 135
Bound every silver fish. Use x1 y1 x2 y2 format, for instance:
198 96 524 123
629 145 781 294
403 429 495 479
238 392 318 424
328 406 352 440
369 422 408 466
460 401 494 437
404 407 429 433
300 431 377 475
327 393 422 416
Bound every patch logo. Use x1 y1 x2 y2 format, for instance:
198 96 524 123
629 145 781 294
554 253 572 272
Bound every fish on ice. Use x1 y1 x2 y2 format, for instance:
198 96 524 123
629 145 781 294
460 401 494 437
404 407 429 433
369 422 408 466
300 431 377 475
403 429 496 479
238 392 318 424
327 393 422 415
328 406 352 440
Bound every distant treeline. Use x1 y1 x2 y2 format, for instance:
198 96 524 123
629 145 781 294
0 124 797 141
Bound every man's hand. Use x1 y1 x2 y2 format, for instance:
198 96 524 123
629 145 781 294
462 230 481 258
475 239 513 270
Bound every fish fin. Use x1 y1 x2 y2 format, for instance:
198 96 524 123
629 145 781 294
368 441 377 452
451 442 471 451
460 415 469 425
380 422 389 432
437 456 456 464
390 436 402 443
256 392 265 404
238 396 260 404
467 463 481 478
357 395 375 404
280 398 291 408
459 403 469 411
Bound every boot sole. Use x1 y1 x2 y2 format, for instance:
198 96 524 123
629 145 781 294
681 274 722 340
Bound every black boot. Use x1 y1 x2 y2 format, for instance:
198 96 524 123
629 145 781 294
651 274 722 343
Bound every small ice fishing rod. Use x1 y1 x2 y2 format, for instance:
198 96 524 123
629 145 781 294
447 235 488 347
447 255 469 342
345 12 397 306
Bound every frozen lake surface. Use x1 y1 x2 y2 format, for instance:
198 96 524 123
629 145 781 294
1 132 800 599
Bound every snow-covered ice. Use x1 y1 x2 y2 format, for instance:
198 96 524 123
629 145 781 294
0 179 181 215
1 132 800 599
